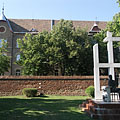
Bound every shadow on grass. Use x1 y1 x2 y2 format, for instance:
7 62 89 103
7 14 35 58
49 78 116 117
0 96 93 120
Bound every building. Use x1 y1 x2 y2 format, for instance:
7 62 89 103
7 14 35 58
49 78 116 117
0 8 107 76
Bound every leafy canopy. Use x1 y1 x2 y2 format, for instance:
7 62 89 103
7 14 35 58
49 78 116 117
17 19 93 75
17 31 51 75
94 1 120 64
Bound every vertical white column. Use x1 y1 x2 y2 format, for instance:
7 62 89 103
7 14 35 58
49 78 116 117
107 32 115 80
93 44 100 100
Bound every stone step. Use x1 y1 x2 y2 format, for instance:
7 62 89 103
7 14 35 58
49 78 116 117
94 102 120 109
81 103 94 111
92 113 120 120
81 99 120 120
90 106 120 114
87 100 120 109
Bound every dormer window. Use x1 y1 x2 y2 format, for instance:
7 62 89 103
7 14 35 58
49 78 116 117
30 28 38 32
88 22 101 36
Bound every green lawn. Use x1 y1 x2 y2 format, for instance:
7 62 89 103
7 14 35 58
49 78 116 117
0 95 93 120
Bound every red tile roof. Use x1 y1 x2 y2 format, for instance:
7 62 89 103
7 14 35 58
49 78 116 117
8 19 107 33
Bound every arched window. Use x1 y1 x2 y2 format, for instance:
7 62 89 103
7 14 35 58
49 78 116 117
16 54 20 61
16 69 21 76
55 70 58 76
0 39 2 47
16 41 19 48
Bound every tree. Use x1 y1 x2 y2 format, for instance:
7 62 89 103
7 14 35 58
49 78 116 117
107 13 120 36
109 0 120 36
0 40 10 75
117 0 120 6
18 19 94 76
93 30 108 63
47 19 75 75
93 8 120 66
73 28 93 75
107 12 120 63
48 19 93 75
17 32 51 75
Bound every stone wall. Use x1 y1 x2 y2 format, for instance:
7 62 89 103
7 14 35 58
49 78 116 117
0 76 108 96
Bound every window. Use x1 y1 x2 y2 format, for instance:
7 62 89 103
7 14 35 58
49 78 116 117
0 39 2 47
119 47 120 52
16 41 19 48
0 26 6 33
31 28 38 32
55 70 58 76
16 54 20 61
16 69 21 76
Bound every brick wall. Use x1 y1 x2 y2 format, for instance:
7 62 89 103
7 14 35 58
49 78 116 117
0 76 108 96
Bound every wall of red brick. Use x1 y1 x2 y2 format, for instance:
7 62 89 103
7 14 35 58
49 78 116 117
0 76 108 96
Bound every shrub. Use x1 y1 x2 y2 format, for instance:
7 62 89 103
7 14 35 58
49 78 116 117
22 88 37 97
85 86 94 98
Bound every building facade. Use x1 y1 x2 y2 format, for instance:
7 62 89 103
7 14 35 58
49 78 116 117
0 9 107 76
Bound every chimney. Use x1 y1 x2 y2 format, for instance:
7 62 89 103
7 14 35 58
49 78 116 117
51 19 55 30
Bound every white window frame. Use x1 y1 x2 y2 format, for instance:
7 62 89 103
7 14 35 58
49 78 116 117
16 69 21 76
16 41 19 48
16 54 20 61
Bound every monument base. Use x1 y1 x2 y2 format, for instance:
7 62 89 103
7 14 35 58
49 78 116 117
81 99 120 120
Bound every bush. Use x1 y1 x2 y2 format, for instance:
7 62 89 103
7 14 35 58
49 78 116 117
22 88 37 97
85 86 94 98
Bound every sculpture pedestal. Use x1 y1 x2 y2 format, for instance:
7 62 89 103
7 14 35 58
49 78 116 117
81 99 120 120
101 86 111 102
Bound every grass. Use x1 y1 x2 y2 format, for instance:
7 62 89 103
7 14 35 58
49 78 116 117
0 95 93 120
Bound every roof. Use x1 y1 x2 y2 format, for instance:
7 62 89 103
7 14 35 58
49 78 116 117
8 19 107 33
9 19 51 32
72 20 107 32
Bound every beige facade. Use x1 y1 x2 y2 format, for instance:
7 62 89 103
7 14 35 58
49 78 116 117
0 20 23 75
0 10 107 75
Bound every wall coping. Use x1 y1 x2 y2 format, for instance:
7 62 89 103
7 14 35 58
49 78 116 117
0 76 108 80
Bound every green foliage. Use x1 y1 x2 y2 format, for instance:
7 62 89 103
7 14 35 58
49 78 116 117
22 88 37 97
18 19 93 75
17 31 51 75
94 10 120 64
117 0 120 6
0 53 10 75
107 13 120 36
0 40 10 75
93 30 108 63
91 1 120 66
106 12 120 63
85 86 94 98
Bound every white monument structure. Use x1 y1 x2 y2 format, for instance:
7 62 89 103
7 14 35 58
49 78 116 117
93 31 120 100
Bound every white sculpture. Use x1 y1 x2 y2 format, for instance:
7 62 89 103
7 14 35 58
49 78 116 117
101 86 111 102
93 31 120 100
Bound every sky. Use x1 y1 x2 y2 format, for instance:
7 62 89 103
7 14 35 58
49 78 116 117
0 0 119 21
